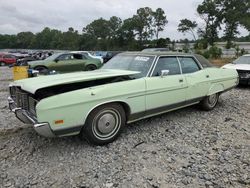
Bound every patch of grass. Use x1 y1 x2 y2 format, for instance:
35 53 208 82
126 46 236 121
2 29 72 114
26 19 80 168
210 58 234 67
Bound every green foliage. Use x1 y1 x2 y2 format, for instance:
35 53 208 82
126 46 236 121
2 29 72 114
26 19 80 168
152 8 168 39
197 0 222 46
196 46 222 59
219 0 248 49
178 19 197 40
235 45 248 57
208 46 222 58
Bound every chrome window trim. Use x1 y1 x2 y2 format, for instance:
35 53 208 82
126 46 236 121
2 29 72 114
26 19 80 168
177 55 203 75
149 55 182 77
138 55 157 77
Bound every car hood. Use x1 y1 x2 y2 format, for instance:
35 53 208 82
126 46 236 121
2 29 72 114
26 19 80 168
12 69 140 94
222 63 250 71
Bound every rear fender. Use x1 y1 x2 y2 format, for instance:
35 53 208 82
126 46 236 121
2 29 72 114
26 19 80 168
207 84 224 96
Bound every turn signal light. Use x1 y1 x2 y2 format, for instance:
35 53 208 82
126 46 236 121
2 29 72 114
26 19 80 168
55 120 64 124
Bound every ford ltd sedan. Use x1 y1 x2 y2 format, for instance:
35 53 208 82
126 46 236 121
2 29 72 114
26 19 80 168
8 52 238 145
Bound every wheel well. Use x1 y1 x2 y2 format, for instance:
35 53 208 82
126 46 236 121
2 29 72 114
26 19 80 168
85 64 97 68
86 101 131 122
34 65 48 70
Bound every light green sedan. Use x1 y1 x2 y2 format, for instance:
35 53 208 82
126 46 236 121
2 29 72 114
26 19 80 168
8 52 238 145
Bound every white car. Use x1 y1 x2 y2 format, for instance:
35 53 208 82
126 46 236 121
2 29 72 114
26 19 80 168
222 54 250 85
71 51 103 63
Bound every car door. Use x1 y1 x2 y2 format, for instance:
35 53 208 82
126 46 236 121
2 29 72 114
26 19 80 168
50 54 83 72
178 56 211 101
145 56 187 115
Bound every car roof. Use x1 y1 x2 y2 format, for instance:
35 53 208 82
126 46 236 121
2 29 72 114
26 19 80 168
119 52 214 68
120 51 192 56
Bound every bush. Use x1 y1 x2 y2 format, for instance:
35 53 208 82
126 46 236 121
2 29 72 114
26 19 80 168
208 46 222 59
195 46 222 59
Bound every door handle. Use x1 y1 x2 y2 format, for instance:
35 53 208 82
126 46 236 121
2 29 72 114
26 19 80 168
179 79 183 83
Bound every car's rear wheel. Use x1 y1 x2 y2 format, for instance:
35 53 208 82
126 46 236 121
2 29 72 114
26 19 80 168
81 103 125 145
200 93 219 111
34 66 48 75
0 62 6 66
85 64 97 71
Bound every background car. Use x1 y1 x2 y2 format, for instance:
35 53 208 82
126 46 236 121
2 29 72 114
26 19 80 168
15 56 36 66
9 52 238 145
222 54 250 85
28 52 102 74
71 51 103 63
102 51 121 63
0 53 16 66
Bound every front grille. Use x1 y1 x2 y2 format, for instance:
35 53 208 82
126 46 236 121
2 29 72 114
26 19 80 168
16 88 29 110
9 86 38 116
28 96 38 115
237 70 250 79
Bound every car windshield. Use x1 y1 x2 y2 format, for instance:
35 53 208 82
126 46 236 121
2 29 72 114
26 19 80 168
101 54 155 78
233 56 250 65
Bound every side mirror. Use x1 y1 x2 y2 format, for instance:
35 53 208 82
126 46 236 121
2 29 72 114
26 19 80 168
54 59 59 63
161 70 170 78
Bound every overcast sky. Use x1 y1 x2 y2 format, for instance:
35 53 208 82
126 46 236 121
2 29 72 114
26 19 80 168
0 0 248 40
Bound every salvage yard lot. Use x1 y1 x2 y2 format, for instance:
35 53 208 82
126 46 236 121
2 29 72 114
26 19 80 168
0 66 249 187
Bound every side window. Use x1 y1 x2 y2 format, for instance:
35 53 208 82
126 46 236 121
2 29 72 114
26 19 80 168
179 57 200 74
57 54 72 61
152 57 181 77
73 54 84 60
81 54 88 59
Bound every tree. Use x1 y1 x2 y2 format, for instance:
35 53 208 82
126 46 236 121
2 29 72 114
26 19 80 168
16 32 35 48
178 19 197 40
197 0 222 47
108 16 122 39
83 18 110 39
152 8 168 39
219 0 250 48
132 7 154 44
60 27 80 50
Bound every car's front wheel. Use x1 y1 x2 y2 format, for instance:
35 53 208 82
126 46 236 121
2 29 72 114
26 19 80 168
85 64 97 71
82 103 125 145
0 62 6 66
200 93 219 111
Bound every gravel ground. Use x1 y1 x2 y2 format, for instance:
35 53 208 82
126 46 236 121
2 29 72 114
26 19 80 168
0 66 249 188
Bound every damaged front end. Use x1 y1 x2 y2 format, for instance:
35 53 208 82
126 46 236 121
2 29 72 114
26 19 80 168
8 85 55 137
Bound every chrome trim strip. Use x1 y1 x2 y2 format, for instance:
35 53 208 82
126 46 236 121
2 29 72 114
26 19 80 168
12 107 21 112
34 123 48 128
144 55 157 77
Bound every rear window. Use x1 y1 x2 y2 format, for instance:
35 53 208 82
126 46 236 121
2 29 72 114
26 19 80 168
194 54 214 68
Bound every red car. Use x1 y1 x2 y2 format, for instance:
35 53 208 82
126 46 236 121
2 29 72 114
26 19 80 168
0 54 16 66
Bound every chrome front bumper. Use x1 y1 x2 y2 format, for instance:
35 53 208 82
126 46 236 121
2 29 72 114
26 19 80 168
8 96 55 137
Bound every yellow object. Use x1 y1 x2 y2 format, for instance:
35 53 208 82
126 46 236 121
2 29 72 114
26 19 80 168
13 66 28 80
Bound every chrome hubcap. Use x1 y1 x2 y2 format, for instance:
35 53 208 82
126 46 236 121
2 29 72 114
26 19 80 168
208 94 217 106
98 113 116 134
93 109 121 140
